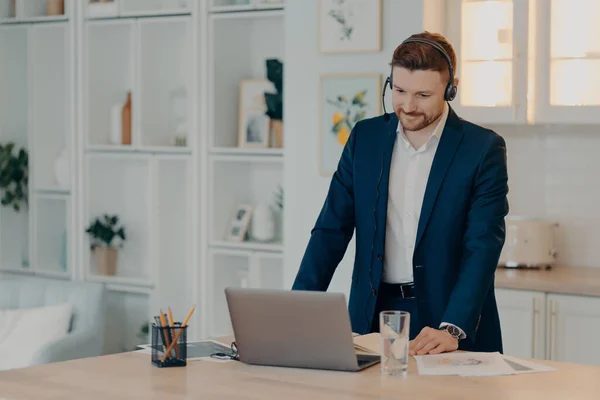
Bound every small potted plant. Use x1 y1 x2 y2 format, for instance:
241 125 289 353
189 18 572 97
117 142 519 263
264 58 283 148
0 142 28 212
0 141 29 267
85 214 126 276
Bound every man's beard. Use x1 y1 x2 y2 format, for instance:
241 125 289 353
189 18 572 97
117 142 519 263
397 109 443 132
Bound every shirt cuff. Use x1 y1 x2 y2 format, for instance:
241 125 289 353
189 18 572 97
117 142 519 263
439 322 467 339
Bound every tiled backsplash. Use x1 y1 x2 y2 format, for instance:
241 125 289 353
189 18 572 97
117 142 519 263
494 124 600 268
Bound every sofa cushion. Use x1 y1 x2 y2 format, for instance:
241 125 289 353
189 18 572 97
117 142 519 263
0 302 72 371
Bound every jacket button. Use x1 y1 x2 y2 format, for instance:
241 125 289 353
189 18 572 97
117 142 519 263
371 288 376 296
377 254 383 261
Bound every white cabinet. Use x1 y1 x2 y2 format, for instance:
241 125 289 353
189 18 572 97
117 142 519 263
446 0 600 125
495 288 546 359
547 293 600 366
496 288 600 366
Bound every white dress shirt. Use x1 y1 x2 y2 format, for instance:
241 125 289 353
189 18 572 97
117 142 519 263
382 103 466 339
383 103 449 284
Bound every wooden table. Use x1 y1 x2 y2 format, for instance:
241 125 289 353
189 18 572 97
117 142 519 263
2 338 600 400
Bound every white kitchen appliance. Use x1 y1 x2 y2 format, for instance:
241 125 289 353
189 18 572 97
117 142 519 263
498 217 558 269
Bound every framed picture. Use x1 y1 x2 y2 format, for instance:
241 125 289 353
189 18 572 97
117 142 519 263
238 79 275 148
319 73 382 176
318 0 382 54
226 204 253 242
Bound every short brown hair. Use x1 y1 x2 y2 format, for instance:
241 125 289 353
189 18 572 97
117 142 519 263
391 31 457 80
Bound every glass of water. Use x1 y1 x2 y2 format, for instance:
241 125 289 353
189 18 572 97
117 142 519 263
379 311 410 375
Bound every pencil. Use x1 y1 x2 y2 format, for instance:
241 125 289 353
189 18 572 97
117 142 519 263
168 307 180 359
159 310 171 358
160 305 195 363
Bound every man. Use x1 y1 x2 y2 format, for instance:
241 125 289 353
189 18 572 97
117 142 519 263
291 31 509 355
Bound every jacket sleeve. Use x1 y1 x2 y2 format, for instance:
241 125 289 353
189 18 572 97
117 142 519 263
291 121 359 291
441 133 509 342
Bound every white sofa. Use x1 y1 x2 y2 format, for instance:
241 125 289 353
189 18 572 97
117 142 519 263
0 277 107 370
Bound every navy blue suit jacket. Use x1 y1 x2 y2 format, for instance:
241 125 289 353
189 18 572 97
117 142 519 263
292 106 509 352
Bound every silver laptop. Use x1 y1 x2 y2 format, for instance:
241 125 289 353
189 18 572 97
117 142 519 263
224 287 380 372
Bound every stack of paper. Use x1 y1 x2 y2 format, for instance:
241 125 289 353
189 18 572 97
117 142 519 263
414 352 556 377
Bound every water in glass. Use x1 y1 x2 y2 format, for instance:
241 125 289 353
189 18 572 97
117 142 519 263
380 311 410 375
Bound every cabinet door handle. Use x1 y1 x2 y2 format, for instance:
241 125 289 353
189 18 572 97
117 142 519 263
549 299 557 360
531 297 537 358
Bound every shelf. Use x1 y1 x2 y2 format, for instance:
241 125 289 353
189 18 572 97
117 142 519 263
35 187 70 195
85 145 191 155
208 248 284 337
210 240 283 253
210 146 282 156
85 154 152 283
209 10 283 149
210 7 284 17
209 157 283 247
85 17 193 151
0 25 28 148
0 15 67 24
33 194 69 275
210 250 249 337
20 0 67 19
151 157 194 319
120 0 191 16
210 0 284 14
138 16 191 148
31 22 71 191
0 206 29 272
86 0 191 19
85 19 134 147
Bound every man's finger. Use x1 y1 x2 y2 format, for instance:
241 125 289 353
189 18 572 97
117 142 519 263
411 336 435 355
428 343 445 355
416 338 440 356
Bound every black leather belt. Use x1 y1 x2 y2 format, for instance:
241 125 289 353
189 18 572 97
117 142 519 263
378 282 416 299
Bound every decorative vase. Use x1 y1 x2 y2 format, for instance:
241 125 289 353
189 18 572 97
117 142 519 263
270 119 283 148
121 91 132 145
46 0 64 15
250 203 275 242
94 247 118 276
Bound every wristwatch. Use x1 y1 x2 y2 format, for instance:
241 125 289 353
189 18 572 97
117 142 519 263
439 325 462 342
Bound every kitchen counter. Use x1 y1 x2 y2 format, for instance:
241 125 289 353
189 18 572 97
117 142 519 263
495 266 600 297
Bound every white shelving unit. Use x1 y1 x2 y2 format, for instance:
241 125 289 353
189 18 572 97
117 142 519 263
201 0 285 337
0 0 284 350
77 0 198 347
0 0 75 278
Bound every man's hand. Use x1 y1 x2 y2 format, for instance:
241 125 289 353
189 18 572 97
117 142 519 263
409 327 458 356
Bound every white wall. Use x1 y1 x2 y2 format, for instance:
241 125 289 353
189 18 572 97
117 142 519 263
283 0 430 299
500 125 600 268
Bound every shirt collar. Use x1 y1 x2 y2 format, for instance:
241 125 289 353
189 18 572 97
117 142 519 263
397 102 449 149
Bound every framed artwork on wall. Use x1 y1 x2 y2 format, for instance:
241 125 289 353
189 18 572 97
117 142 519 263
318 0 382 54
238 79 275 148
319 73 382 176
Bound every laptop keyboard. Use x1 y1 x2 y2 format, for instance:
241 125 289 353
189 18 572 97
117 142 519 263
357 354 380 366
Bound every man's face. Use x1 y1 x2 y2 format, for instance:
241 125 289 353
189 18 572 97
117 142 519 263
391 66 451 132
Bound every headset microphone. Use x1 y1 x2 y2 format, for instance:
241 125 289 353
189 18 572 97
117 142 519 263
382 76 390 121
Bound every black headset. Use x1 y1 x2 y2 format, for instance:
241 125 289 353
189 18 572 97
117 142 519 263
385 37 457 103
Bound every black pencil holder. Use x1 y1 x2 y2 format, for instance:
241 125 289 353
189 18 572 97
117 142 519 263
151 322 187 368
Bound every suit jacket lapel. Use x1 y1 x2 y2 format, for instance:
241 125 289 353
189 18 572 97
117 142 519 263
415 106 464 250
